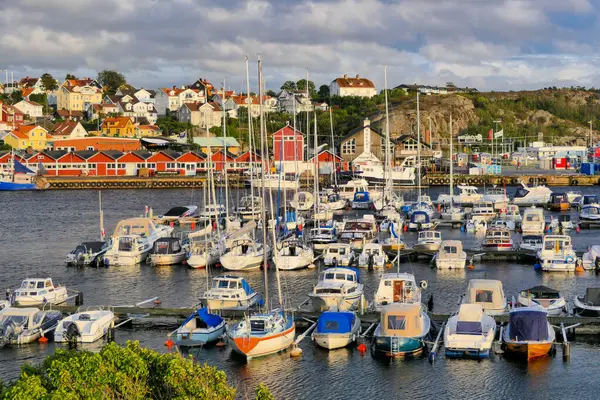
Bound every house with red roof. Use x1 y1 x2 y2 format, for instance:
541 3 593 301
329 74 377 98
13 99 44 120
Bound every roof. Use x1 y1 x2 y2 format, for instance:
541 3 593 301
102 117 132 129
22 88 35 98
332 75 375 89
186 136 240 148
19 77 39 88
11 125 41 139
380 303 423 337
341 123 383 142
50 121 82 136
466 279 505 309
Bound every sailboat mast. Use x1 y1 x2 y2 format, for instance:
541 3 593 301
329 107 337 188
206 113 220 239
450 114 454 214
313 113 318 219
293 93 299 185
99 191 105 241
221 84 230 221
417 91 421 197
384 66 391 198
258 56 269 307
245 56 256 218
305 69 310 176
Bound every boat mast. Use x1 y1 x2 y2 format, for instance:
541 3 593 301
305 69 310 182
450 114 454 215
313 113 319 221
258 56 269 308
206 113 220 239
384 66 392 200
221 83 230 222
99 191 105 241
293 93 299 185
244 56 256 220
329 107 337 188
417 91 421 197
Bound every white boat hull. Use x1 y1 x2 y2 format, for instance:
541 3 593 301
312 317 361 350
148 252 186 266
55 312 115 343
228 324 296 360
309 291 363 312
187 252 219 269
220 253 264 271
435 256 467 269
14 288 68 307
274 253 313 270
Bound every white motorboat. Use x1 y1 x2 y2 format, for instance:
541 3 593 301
502 307 555 360
412 230 442 253
357 243 387 268
227 310 296 360
470 201 496 222
466 216 488 233
579 205 600 221
573 194 599 210
312 204 334 222
437 184 481 206
55 307 115 343
11 278 68 306
440 205 466 222
371 303 431 358
518 286 566 315
249 174 299 190
463 279 507 316
408 210 433 231
573 287 600 317
549 215 577 232
483 186 509 209
519 235 543 252
65 241 108 268
273 238 314 270
351 191 374 210
237 196 263 221
155 205 198 224
512 184 552 206
521 207 545 236
322 192 348 211
504 204 522 223
338 216 378 251
200 275 262 311
312 311 361 350
220 238 269 271
290 191 314 211
582 245 600 270
434 240 467 269
199 203 227 220
323 243 356 267
175 308 227 347
489 218 516 231
104 218 173 266
309 267 363 312
354 161 415 185
537 235 577 272
0 307 63 346
482 226 513 251
147 237 187 266
338 178 370 200
186 238 221 269
566 190 583 204
372 273 422 312
309 226 338 252
444 304 496 359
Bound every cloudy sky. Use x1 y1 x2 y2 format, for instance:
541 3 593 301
1 0 599 92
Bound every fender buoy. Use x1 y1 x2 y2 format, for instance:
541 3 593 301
420 280 428 289
565 256 574 264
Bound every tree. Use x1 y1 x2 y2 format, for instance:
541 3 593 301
317 85 330 101
296 79 316 95
280 80 297 91
40 73 58 92
266 89 277 97
10 90 23 104
97 69 126 95
65 73 77 80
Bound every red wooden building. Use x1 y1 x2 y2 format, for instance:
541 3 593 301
273 124 304 162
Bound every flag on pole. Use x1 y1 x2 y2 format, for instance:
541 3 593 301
488 129 493 141
494 129 504 139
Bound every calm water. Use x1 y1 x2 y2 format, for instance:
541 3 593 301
1 186 600 399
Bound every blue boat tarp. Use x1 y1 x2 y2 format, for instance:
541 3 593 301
456 321 482 335
410 211 430 224
185 308 223 328
316 311 355 334
286 211 297 223
324 266 360 283
14 159 34 174
509 310 548 341
240 279 254 296
353 191 370 202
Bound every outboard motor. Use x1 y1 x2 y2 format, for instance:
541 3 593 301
64 322 81 346
368 254 374 271
595 256 600 272
0 320 17 348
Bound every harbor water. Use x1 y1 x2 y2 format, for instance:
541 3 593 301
1 187 600 399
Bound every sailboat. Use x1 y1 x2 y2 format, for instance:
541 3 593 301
227 56 295 360
0 152 48 191
440 115 465 222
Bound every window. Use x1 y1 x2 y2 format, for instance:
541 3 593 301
148 163 156 169
177 163 184 168
166 162 176 169
475 290 494 303
342 138 356 154
136 163 145 168
87 146 95 151
108 163 116 169
405 140 418 151
387 315 406 330
88 163 96 169
118 163 125 169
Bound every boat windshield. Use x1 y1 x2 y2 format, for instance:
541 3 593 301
514 188 529 198
118 237 135 252
250 320 266 332
585 207 599 215
413 213 427 223
525 213 541 222
215 280 237 289
443 246 458 254
0 315 28 325
584 196 598 205
544 240 566 250
387 315 406 330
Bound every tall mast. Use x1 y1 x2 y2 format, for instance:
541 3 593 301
258 56 269 307
305 69 310 172
384 66 392 199
450 114 454 214
245 56 255 219
206 112 220 239
417 91 421 197
221 83 230 221
99 191 105 241
293 92 299 184
329 106 337 188
313 113 319 219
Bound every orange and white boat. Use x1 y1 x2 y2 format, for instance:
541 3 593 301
502 307 555 360
227 310 295 360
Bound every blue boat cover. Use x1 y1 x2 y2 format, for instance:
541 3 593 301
410 211 430 223
509 310 548 341
240 279 254 296
316 311 355 334
456 321 482 335
14 159 34 174
353 191 370 202
196 308 224 328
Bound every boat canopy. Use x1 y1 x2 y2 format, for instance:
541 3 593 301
583 288 600 306
380 303 422 337
467 279 505 309
184 307 224 328
78 241 107 253
152 237 182 254
240 279 255 296
410 211 430 224
112 218 159 237
316 311 355 334
523 285 559 296
353 191 371 202
586 245 600 260
323 266 360 283
508 308 548 341
456 304 483 335
439 240 463 256
162 206 194 217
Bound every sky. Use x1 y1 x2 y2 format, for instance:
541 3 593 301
1 0 599 93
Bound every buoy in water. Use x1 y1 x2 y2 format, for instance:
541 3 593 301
357 343 367 352
153 299 162 305
164 338 174 347
576 226 581 233
39 336 48 343
216 340 226 347
534 263 541 270
468 263 474 270
385 262 392 269
308 263 316 269
576 265 584 273
290 346 303 357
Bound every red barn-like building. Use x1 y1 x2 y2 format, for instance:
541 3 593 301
273 124 304 162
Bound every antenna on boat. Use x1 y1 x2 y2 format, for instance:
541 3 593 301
384 65 391 201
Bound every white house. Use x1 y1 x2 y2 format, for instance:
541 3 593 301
49 121 88 140
13 100 44 120
329 74 377 98
177 102 222 129
277 90 313 114
117 99 158 124
155 86 205 115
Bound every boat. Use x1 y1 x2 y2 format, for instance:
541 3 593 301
65 241 108 267
54 307 115 343
323 243 356 267
309 267 363 312
537 235 577 272
521 207 545 236
0 152 47 191
199 203 227 220
470 201 496 222
566 190 583 204
517 286 566 315
482 186 509 209
512 184 552 206
547 193 569 212
504 204 522 223
412 230 442 253
371 303 431 358
372 273 422 312
582 245 600 270
502 307 555 360
237 196 263 221
290 191 314 211
249 174 299 190
309 226 338 252
482 226 513 251
408 210 433 231
434 240 467 269
351 191 373 210
573 287 600 317
440 204 466 222
437 185 481 206
489 218 516 231
444 304 496 359
174 307 227 346
338 178 370 200
354 160 415 185
574 194 599 210
200 275 261 311
155 205 198 224
312 311 361 350
147 237 187 266
579 205 600 221
104 218 173 266
357 243 387 269
322 192 348 211
338 216 378 251
274 237 314 270
463 279 507 316
0 301 8 311
220 238 269 271
519 235 543 252
381 235 406 256
0 307 62 346
11 278 68 306
187 238 221 269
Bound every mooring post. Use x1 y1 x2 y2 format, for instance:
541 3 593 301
561 323 570 361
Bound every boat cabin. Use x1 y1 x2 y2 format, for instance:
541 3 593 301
581 205 600 219
0 307 43 330
417 230 441 243
318 267 359 284
582 195 599 206
362 243 384 258
315 311 356 334
484 227 511 240
151 237 182 254
324 243 352 257
548 193 569 211
438 240 464 258
379 303 423 337
472 201 495 215
112 218 160 238
410 211 430 225
117 236 145 252
212 276 253 293
541 235 572 252
375 273 420 306
465 279 506 314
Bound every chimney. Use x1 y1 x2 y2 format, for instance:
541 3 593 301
363 118 370 127
172 85 176 89
356 74 360 79
181 85 185 89
343 74 348 79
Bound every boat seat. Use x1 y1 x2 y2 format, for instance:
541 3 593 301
456 321 483 335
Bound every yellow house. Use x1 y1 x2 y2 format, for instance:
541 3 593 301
57 80 103 112
101 117 135 137
4 125 49 151
135 124 162 137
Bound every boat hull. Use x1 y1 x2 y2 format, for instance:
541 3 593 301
175 322 226 346
220 254 263 271
504 342 553 360
202 294 260 311
309 292 362 312
187 252 219 269
435 258 466 269
14 290 68 307
228 324 296 360
372 335 426 358
148 252 186 266
0 181 37 191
